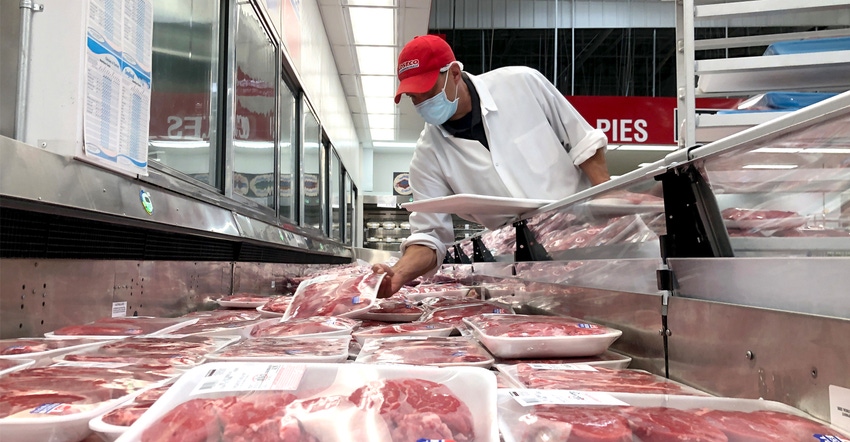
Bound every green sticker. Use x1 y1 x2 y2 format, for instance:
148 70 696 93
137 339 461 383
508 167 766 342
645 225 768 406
140 189 154 215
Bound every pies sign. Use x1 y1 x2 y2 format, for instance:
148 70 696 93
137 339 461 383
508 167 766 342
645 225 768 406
393 172 412 196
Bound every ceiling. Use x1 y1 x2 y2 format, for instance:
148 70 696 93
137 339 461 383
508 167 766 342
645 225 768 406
316 0 672 176
318 0 431 151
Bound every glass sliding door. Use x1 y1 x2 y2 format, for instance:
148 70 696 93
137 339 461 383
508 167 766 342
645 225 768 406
329 150 342 241
279 80 297 222
301 103 324 231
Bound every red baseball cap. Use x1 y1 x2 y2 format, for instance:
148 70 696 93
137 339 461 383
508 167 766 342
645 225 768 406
394 35 456 104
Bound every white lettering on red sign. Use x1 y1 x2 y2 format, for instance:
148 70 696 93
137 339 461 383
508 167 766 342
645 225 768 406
596 119 648 143
167 116 205 138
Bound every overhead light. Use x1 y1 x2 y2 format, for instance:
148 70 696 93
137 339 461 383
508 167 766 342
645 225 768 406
613 144 679 151
802 148 850 154
365 96 395 114
370 128 395 140
373 141 417 148
368 114 395 129
149 140 209 149
356 46 395 75
347 0 395 6
742 164 798 170
360 75 395 97
349 7 394 46
233 140 274 149
752 147 801 153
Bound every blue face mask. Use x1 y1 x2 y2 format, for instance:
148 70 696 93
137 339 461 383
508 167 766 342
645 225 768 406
415 69 459 125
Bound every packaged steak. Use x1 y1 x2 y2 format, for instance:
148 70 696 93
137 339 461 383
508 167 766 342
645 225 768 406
175 310 265 337
216 293 274 308
249 316 359 339
721 207 807 230
352 321 456 345
355 336 495 368
89 383 174 441
0 363 175 442
495 349 633 369
397 282 476 301
206 337 350 363
420 302 514 327
0 338 105 367
284 272 384 320
115 361 499 441
463 314 623 358
0 358 35 376
497 390 850 442
256 295 294 317
498 363 708 396
352 297 426 322
46 317 197 339
54 336 235 368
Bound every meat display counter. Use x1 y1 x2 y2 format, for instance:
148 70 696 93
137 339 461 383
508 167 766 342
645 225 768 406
438 90 850 425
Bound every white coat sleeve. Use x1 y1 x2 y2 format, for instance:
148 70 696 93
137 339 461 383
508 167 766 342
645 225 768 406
526 68 607 166
399 134 454 277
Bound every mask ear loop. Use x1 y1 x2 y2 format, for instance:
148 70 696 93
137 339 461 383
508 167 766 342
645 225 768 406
441 61 463 102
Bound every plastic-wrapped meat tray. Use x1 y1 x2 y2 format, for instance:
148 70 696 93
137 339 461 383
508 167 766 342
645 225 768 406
0 358 35 376
497 363 709 396
45 317 198 340
356 336 495 368
0 338 107 367
174 310 265 338
497 390 850 442
255 295 294 317
89 383 174 442
352 298 426 322
397 282 477 302
54 336 237 368
0 364 175 442
284 272 384 320
463 314 623 358
495 349 632 369
216 293 274 308
205 337 350 363
352 322 456 345
115 361 498 441
421 302 514 327
248 316 359 339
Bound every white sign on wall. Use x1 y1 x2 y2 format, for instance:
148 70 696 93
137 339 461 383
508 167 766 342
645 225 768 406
83 0 153 176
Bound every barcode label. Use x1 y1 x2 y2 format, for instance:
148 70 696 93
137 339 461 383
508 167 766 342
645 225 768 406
191 363 306 395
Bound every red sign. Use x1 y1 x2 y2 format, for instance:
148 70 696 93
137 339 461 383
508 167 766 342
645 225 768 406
566 96 742 145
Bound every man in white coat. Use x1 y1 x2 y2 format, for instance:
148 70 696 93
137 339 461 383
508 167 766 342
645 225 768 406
374 35 611 297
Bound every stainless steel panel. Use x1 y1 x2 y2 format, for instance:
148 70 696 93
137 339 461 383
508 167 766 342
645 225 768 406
514 258 664 295
1 2 21 139
0 259 233 339
233 213 352 258
668 257 850 319
667 296 850 422
232 262 311 295
0 136 241 237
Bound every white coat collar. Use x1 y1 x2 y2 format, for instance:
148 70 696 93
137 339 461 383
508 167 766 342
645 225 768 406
434 72 498 138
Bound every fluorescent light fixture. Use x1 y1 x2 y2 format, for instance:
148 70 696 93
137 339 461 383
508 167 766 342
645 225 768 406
149 140 209 149
613 144 679 151
349 7 394 46
373 141 417 148
368 114 395 129
802 148 850 154
233 140 274 149
370 128 395 140
742 164 799 170
356 46 395 75
752 147 801 153
347 0 395 5
365 96 396 114
360 75 395 97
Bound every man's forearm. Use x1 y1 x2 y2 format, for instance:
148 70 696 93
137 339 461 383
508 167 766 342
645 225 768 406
391 244 438 289
579 148 611 186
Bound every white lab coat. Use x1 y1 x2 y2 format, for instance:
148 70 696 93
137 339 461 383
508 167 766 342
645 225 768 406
401 66 607 274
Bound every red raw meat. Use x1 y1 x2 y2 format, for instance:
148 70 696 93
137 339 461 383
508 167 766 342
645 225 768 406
626 407 728 442
749 410 844 441
358 337 492 366
0 338 96 355
529 405 633 442
516 365 698 395
698 409 786 442
141 393 307 442
249 316 358 338
348 378 474 442
0 392 95 418
357 322 455 336
423 302 512 324
721 208 798 221
287 272 382 319
260 296 294 313
214 337 348 358
368 299 425 315
101 404 150 426
467 314 613 337
60 336 219 366
51 317 187 337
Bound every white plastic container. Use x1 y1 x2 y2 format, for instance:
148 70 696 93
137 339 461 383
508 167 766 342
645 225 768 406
205 337 350 363
115 362 499 442
355 336 495 368
0 338 108 367
497 390 850 442
463 314 623 358
494 349 632 369
45 317 198 340
352 322 456 345
0 358 35 376
216 296 271 309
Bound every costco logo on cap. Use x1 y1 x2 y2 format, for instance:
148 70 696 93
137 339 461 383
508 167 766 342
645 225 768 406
398 59 419 75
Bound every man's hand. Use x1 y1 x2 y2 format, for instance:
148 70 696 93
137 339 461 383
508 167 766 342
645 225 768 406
370 245 438 298
372 263 399 298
